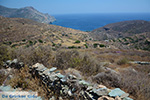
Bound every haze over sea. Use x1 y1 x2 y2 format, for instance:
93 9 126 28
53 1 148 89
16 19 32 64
52 13 150 31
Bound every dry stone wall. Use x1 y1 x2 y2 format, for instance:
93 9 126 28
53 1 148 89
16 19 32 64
2 59 133 100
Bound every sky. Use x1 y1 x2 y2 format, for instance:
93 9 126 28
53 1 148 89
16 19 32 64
0 0 150 15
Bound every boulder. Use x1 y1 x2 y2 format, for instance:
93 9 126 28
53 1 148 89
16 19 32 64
93 87 109 96
79 80 90 86
49 67 57 72
108 88 127 97
98 85 107 89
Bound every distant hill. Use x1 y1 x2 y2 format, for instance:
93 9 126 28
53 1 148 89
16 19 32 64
0 16 90 48
0 5 56 24
90 20 150 40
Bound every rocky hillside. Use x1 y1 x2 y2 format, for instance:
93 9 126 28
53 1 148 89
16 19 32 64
0 5 56 24
90 20 150 40
0 16 91 49
107 32 150 51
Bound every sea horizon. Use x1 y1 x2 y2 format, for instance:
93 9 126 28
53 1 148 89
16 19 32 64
52 13 150 31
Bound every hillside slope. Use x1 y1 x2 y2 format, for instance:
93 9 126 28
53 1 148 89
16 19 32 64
0 5 56 24
90 20 150 40
0 16 90 48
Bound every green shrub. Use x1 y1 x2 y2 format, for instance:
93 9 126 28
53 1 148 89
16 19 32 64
52 43 56 46
22 39 26 42
93 43 99 48
68 46 77 49
8 41 12 45
11 44 18 48
84 44 88 48
29 41 33 46
75 40 80 43
99 44 105 47
38 39 43 43
34 41 37 45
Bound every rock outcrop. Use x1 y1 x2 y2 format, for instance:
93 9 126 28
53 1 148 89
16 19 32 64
0 5 56 24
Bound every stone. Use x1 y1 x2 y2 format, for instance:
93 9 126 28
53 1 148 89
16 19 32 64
6 60 12 66
98 96 114 100
84 91 94 100
98 85 106 88
56 73 65 79
79 80 90 86
48 73 58 81
32 63 43 68
87 86 93 91
68 74 77 80
12 59 18 64
43 69 51 75
120 93 129 98
49 67 57 72
109 88 126 97
93 87 109 96
68 90 72 96
49 96 55 100
60 78 67 82
37 66 47 72
18 62 24 67
115 96 121 100
0 85 12 91
123 97 133 100
59 97 63 100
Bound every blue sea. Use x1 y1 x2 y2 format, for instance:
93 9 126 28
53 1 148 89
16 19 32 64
52 13 150 31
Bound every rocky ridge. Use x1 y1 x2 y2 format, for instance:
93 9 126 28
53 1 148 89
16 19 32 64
0 5 56 24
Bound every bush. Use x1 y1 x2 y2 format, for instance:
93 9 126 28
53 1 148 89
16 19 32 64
38 39 43 43
53 50 104 75
99 44 105 47
0 44 12 66
14 46 54 67
29 40 33 46
117 58 129 65
68 46 77 49
120 70 150 100
93 43 99 48
93 71 121 87
93 68 150 100
22 39 26 42
84 44 88 48
75 40 80 43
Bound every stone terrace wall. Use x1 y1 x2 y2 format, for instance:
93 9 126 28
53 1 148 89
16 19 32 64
2 59 133 100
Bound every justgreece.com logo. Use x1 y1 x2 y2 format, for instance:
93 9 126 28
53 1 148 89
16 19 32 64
0 91 38 100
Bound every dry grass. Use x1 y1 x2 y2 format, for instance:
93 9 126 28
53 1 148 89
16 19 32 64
9 65 51 99
1 44 150 99
12 45 54 67
53 50 104 76
0 44 12 66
